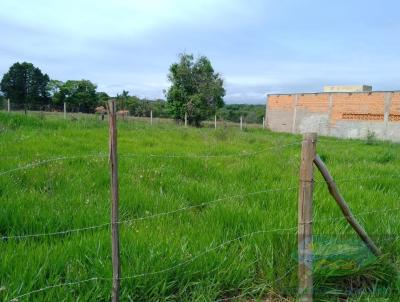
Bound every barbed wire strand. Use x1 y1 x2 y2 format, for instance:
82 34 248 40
312 206 400 252
0 141 301 177
121 142 301 159
8 277 102 302
8 226 296 301
119 227 297 280
2 175 398 241
1 186 298 240
315 174 400 183
1 222 111 241
3 180 399 240
315 206 400 225
0 154 106 176
118 186 298 225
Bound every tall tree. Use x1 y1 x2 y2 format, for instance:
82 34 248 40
47 79 64 107
116 90 129 111
58 80 98 112
0 62 50 110
166 53 225 126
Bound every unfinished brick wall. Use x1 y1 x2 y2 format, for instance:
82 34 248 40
266 91 400 141
392 93 400 120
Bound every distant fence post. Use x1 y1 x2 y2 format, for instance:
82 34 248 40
108 99 121 302
150 110 153 125
185 112 188 127
7 99 10 112
214 115 217 129
240 116 243 131
298 133 317 302
63 102 67 119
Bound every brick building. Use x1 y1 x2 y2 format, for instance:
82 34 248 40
265 86 400 141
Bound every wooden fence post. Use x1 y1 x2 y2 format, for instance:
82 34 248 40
240 116 243 131
108 99 121 302
262 117 265 129
185 112 188 127
7 99 10 112
298 133 317 302
150 110 153 125
314 155 381 256
63 102 67 119
214 115 217 129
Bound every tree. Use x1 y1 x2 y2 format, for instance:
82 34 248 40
125 95 140 115
57 80 98 112
136 99 151 116
96 92 109 105
166 53 225 126
116 90 129 111
217 104 265 123
0 62 50 111
47 79 64 107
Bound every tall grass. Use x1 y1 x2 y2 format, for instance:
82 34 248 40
0 112 399 301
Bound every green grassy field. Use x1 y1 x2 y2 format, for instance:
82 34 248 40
0 112 399 301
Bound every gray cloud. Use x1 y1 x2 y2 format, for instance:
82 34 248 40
1 0 400 104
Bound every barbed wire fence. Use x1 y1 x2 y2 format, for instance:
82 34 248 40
4 190 400 301
0 100 265 130
0 104 302 301
4 196 400 301
1 100 399 301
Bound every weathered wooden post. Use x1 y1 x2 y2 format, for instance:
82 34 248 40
108 99 121 302
298 133 317 302
63 102 67 119
214 115 217 129
262 117 265 129
240 116 243 131
7 99 10 112
185 112 188 127
150 110 153 125
314 155 381 256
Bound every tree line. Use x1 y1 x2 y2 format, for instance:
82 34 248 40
1 54 265 125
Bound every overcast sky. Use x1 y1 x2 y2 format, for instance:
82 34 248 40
1 0 399 104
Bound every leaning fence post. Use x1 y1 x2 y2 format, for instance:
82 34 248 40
313 155 381 256
298 132 317 302
108 99 121 302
